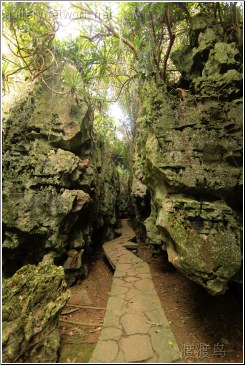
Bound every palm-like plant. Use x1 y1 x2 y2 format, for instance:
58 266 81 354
2 61 15 95
62 68 83 104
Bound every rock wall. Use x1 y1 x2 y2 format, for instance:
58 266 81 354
2 67 119 285
93 146 120 242
131 147 151 241
117 173 132 219
132 15 242 294
2 260 70 363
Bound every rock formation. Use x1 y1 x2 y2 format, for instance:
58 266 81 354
2 260 70 363
2 67 119 285
132 15 242 294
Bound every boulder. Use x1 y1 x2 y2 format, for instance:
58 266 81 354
2 260 70 363
156 196 241 294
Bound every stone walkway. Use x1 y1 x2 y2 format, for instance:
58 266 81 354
89 219 181 363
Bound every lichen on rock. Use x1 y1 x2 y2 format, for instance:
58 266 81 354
2 66 120 285
2 260 70 363
132 15 242 294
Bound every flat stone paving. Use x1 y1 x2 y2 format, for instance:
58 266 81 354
89 219 181 363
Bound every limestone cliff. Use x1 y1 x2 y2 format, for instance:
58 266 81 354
132 15 242 294
2 67 119 285
93 146 120 242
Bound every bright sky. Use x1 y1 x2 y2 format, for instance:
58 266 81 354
55 2 80 40
109 102 126 140
109 102 124 121
56 1 120 40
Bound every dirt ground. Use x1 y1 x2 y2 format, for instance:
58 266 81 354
58 237 243 363
58 245 113 363
137 243 243 363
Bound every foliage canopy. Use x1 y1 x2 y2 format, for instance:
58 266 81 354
2 1 243 168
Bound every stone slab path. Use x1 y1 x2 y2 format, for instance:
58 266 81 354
89 219 181 363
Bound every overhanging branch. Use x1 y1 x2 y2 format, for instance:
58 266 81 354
72 3 139 61
161 6 175 80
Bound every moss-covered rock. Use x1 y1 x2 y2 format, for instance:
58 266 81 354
131 142 151 241
144 202 162 250
94 148 120 241
132 15 242 294
156 197 241 294
2 66 120 284
171 14 242 97
2 260 70 363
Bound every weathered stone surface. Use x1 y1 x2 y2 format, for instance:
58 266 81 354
149 327 180 363
63 249 84 270
133 16 242 294
2 260 70 363
100 327 123 341
2 74 95 284
91 340 119 363
121 313 151 335
121 334 154 362
2 66 120 284
155 197 241 294
95 151 119 241
131 149 151 240
144 202 162 249
171 14 242 99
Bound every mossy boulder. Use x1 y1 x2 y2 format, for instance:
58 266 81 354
2 260 70 363
156 197 241 294
138 80 242 293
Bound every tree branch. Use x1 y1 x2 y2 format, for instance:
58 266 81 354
4 66 28 77
32 49 56 79
80 33 112 42
72 3 139 60
111 75 136 103
176 3 191 21
2 56 22 68
12 26 33 76
161 7 176 80
150 13 160 70
93 75 136 103
157 15 166 67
